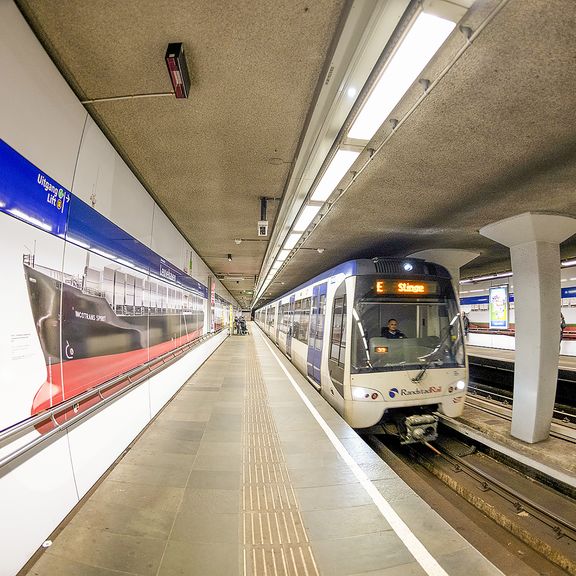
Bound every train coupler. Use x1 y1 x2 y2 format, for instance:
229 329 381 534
400 414 438 444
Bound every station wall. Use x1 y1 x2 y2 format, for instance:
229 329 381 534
459 267 576 356
0 3 234 574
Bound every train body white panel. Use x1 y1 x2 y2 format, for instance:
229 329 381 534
290 339 308 376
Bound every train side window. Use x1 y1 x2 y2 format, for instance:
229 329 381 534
329 282 347 392
298 297 311 343
293 299 302 341
278 303 289 334
339 297 347 366
315 293 326 350
330 296 347 367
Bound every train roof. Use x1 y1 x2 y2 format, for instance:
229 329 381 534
256 257 451 309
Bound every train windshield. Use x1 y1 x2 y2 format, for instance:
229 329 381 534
351 276 465 373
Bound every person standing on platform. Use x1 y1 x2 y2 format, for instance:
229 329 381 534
462 312 470 336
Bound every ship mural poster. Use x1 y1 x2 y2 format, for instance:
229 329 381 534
0 139 207 433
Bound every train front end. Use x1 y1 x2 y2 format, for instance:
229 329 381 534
341 262 467 442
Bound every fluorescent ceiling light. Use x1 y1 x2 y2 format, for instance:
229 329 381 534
348 12 455 141
293 204 322 233
284 232 302 250
460 271 513 284
311 149 360 202
276 249 291 262
562 259 576 267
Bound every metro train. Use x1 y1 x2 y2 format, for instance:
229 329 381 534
255 257 468 444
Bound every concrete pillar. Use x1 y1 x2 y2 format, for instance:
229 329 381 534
480 213 576 443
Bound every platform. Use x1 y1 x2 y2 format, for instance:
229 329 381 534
457 344 576 489
22 327 503 576
467 345 576 371
440 401 576 490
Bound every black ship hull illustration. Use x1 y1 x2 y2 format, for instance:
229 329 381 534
24 262 204 424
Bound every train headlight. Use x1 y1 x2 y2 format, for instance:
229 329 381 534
455 380 466 390
352 386 381 401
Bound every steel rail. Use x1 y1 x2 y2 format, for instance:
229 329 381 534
463 395 576 443
428 445 576 543
0 330 223 470
366 434 576 575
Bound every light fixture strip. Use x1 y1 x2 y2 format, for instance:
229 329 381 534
276 249 291 262
348 11 456 141
284 232 302 250
310 149 361 202
252 1 413 304
252 0 474 308
461 258 576 285
293 204 322 233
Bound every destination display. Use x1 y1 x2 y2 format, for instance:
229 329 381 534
374 279 438 296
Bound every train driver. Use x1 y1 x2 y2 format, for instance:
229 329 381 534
381 318 406 339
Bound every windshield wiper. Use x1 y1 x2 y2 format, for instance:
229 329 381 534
411 324 455 383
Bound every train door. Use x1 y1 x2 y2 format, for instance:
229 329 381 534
307 283 327 385
286 295 295 357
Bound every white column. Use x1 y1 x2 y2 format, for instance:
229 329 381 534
480 213 576 443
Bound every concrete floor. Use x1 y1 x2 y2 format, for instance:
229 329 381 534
23 329 503 576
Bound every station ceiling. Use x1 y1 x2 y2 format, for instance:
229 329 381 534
15 0 576 309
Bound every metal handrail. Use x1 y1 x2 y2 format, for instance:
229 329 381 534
0 329 225 470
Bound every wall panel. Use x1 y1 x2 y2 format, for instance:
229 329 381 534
0 1 86 189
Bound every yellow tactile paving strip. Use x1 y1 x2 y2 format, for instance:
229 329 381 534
243 340 319 576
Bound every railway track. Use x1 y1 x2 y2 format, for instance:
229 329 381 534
464 394 576 443
467 382 576 426
365 433 576 575
468 357 576 425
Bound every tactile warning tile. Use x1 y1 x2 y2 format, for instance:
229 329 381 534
243 341 319 576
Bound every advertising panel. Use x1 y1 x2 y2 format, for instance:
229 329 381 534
0 139 213 434
489 285 509 329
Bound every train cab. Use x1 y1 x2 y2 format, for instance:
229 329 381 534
256 258 469 444
334 261 468 439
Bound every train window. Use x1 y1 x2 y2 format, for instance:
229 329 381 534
278 303 290 334
293 297 311 343
300 297 311 343
315 293 326 350
330 295 347 367
292 300 301 340
351 276 464 373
